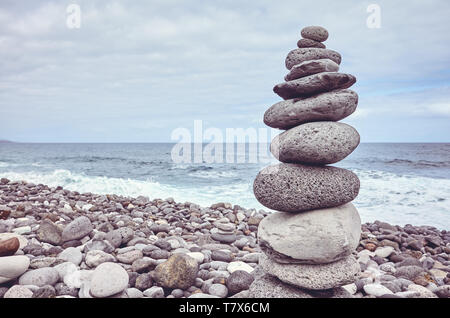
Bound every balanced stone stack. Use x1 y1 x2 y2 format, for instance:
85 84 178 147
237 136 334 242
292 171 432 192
251 26 362 297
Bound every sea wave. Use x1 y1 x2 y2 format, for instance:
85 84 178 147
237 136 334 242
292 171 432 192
0 168 449 229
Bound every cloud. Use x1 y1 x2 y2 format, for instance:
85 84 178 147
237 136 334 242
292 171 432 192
0 0 449 142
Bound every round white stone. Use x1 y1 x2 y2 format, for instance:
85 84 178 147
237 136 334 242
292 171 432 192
90 262 129 298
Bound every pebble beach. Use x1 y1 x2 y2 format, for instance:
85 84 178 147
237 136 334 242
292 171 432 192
0 178 449 299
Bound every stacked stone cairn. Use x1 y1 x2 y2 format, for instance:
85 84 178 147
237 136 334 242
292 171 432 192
251 26 362 297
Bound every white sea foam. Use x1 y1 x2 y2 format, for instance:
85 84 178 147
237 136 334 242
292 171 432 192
1 168 449 229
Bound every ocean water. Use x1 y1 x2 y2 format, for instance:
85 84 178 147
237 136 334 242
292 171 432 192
0 143 449 229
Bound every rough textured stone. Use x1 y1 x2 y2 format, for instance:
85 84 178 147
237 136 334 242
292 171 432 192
301 26 329 42
253 163 360 212
4 285 33 298
90 262 129 298
274 72 356 100
154 254 199 289
0 237 20 256
18 267 59 287
258 203 361 264
259 253 360 290
226 270 255 295
264 89 358 129
297 38 326 49
61 216 93 242
285 59 339 81
32 285 57 298
285 48 341 70
37 219 62 245
0 255 30 283
246 270 352 298
85 250 115 267
271 122 360 164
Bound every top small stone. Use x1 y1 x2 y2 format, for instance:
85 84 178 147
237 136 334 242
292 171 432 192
301 26 329 42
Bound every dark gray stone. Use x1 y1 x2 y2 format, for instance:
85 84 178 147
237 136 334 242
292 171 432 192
301 26 329 42
226 270 255 295
297 38 326 49
274 72 356 100
253 163 360 212
271 121 360 164
285 48 341 70
285 59 339 81
264 89 358 130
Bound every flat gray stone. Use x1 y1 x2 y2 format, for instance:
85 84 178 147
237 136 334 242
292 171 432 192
259 253 361 290
258 203 361 264
4 285 34 298
297 38 326 49
37 219 62 245
301 26 329 42
286 48 341 70
274 72 356 99
18 267 59 287
270 121 360 164
264 89 358 129
285 59 339 81
253 163 360 212
61 216 93 242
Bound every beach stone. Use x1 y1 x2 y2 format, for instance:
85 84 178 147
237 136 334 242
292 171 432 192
271 121 360 164
4 285 33 298
274 72 356 100
211 233 236 244
85 250 115 267
154 254 199 289
0 233 28 249
258 203 361 264
254 163 360 212
285 48 341 70
264 89 358 129
132 258 154 273
297 38 326 49
0 255 30 283
394 265 425 281
407 284 438 298
143 286 164 298
186 252 205 264
375 246 395 258
211 250 233 262
363 283 394 297
209 284 228 298
54 262 77 281
18 267 59 287
285 59 339 81
61 216 93 242
116 249 143 264
126 288 143 298
84 239 115 254
301 26 329 42
260 253 360 290
135 273 153 291
227 261 254 274
434 285 450 298
90 262 129 298
0 237 20 256
58 247 82 266
37 219 62 245
32 285 56 298
226 270 255 295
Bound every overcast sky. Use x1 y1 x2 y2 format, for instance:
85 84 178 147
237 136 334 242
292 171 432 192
0 0 449 142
